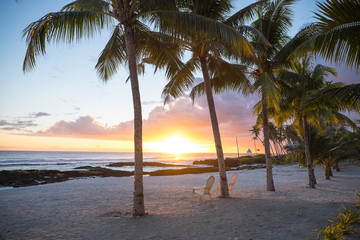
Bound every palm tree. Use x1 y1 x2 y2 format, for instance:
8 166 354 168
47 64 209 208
244 0 304 191
161 0 260 198
187 0 316 191
274 56 357 187
22 0 247 215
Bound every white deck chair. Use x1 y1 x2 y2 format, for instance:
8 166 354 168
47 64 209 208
217 173 239 195
192 175 215 201
228 173 238 194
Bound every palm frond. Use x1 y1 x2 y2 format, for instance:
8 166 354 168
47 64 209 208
139 31 185 81
224 0 267 27
154 11 253 58
190 58 251 100
302 0 360 69
253 72 279 109
61 0 111 13
312 83 360 110
96 24 127 81
259 0 296 47
23 11 111 72
161 57 198 103
311 64 337 81
275 24 317 64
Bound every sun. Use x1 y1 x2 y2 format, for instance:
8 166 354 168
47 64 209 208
148 135 207 154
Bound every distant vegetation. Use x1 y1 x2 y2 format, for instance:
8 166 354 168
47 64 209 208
194 154 292 168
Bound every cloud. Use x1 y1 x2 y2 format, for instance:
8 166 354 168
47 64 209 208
20 112 51 119
32 112 51 118
33 115 132 140
0 120 37 131
28 92 260 151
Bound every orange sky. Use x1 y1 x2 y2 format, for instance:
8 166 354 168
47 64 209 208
0 96 263 154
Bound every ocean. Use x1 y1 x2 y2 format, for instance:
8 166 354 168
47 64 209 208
0 151 240 172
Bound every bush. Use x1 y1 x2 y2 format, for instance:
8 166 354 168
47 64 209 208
315 194 360 239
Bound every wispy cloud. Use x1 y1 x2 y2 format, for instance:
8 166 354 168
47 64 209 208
31 112 51 118
0 120 37 131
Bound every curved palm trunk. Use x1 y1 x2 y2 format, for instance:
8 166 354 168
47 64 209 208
302 115 316 188
200 57 229 198
261 95 275 191
324 161 332 179
254 139 257 155
124 25 145 216
333 162 340 172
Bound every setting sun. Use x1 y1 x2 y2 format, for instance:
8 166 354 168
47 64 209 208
148 135 208 154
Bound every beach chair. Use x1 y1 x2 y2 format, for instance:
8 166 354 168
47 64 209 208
192 175 215 201
228 173 238 194
217 173 239 195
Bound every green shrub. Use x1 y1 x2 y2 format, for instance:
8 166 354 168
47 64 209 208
315 194 360 240
355 191 360 208
331 206 359 235
316 224 344 240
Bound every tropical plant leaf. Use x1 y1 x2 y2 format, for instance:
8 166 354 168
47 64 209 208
96 24 127 81
23 10 111 72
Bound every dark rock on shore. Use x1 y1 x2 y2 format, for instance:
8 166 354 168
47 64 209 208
0 170 67 188
193 155 266 167
107 162 188 167
234 165 266 170
0 162 266 188
0 168 133 188
148 164 266 176
148 167 218 176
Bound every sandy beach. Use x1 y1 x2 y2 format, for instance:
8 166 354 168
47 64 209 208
1 162 359 240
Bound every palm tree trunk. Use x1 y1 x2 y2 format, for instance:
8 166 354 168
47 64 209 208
333 162 340 172
312 164 317 184
199 57 229 198
261 95 275 191
324 161 332 179
124 25 145 216
254 139 257 155
302 115 316 188
273 141 279 156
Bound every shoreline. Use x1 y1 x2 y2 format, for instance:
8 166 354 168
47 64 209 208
0 155 268 188
0 165 266 188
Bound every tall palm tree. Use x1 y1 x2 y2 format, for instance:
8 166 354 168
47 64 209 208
161 0 260 198
245 0 302 191
22 0 247 215
274 56 357 187
188 0 315 191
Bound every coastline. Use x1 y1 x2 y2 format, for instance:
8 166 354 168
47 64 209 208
1 162 359 239
0 155 267 188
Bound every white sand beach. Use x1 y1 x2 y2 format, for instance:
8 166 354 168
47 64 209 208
1 162 359 240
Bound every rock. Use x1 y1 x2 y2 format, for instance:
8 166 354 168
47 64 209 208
107 162 188 167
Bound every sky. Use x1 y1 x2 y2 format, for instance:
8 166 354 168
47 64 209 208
0 0 359 154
